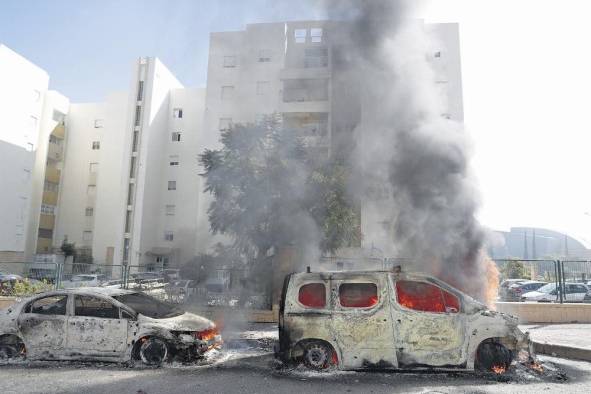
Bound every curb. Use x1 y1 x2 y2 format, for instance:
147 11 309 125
533 341 591 362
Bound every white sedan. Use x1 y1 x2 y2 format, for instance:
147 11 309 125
0 288 222 364
521 282 589 302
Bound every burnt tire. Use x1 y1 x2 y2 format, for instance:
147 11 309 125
0 336 25 361
302 341 334 371
139 337 169 366
475 342 513 373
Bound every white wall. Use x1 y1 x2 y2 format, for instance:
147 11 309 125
0 44 49 259
54 103 105 249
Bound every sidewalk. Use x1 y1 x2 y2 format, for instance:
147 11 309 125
520 324 591 361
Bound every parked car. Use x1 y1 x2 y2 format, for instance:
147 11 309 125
61 274 107 289
0 287 222 364
130 272 163 282
277 269 529 372
504 281 547 301
498 279 528 300
164 280 196 303
521 282 589 302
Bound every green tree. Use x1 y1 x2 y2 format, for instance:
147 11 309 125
199 115 359 261
502 260 530 279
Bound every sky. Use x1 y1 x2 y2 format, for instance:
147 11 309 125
1 0 590 245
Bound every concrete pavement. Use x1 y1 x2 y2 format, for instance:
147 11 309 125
521 324 591 361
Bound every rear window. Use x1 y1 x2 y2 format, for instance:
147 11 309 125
396 280 460 313
339 283 378 308
298 283 326 308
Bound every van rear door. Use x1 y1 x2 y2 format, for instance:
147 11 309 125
330 273 396 369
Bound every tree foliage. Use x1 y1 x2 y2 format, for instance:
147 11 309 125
502 260 530 279
199 116 360 259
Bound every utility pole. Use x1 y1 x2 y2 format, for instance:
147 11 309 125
523 230 529 259
532 228 537 259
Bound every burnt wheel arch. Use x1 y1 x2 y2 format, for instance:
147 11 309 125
475 339 513 373
0 334 26 360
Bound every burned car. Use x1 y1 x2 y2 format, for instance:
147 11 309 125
0 287 221 365
278 270 530 372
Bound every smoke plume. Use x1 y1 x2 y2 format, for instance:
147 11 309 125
327 0 493 301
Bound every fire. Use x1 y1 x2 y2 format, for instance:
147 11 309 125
491 364 506 374
485 257 500 309
529 361 544 373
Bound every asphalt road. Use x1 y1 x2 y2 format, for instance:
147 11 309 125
1 329 590 394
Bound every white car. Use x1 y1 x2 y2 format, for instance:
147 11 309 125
521 282 589 302
61 274 107 289
0 288 222 364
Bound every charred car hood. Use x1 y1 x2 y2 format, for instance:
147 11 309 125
138 312 214 332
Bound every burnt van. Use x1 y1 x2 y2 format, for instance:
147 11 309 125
277 270 530 372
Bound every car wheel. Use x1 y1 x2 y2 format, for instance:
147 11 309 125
0 343 23 360
302 341 333 371
475 341 513 373
139 337 168 366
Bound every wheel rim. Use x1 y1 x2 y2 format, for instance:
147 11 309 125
140 338 168 365
305 343 329 370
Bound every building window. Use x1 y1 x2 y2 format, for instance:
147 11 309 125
168 181 176 190
127 183 134 205
132 130 139 152
311 28 323 43
137 80 144 101
85 207 93 217
165 205 175 216
221 86 234 100
38 228 53 239
223 55 237 68
171 132 182 142
294 28 307 43
44 180 58 192
33 89 41 102
89 162 99 173
87 185 96 195
125 210 132 233
434 51 442 58
169 155 179 166
219 118 232 131
26 142 34 152
258 49 271 62
304 47 328 68
173 108 183 118
129 157 137 178
41 204 55 215
94 119 104 128
256 81 270 96
92 141 100 150
134 105 142 126
164 231 174 241
23 168 31 182
82 231 93 241
283 78 329 102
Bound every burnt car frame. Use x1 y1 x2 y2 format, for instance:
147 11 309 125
278 270 530 372
0 287 221 364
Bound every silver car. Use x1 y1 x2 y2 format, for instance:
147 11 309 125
0 288 221 364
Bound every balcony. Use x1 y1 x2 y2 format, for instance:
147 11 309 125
45 167 61 183
47 141 63 161
279 67 330 81
52 124 65 139
42 191 58 206
39 214 55 230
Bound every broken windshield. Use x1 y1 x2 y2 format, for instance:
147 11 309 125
113 292 184 319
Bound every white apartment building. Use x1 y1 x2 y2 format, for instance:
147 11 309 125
54 58 206 272
0 44 69 267
198 21 464 254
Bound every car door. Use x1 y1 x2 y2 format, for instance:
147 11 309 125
66 294 128 357
17 294 69 358
567 284 588 302
330 274 397 369
391 278 467 368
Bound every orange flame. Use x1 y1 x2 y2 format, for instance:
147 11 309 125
485 257 500 309
491 364 506 374
529 361 544 373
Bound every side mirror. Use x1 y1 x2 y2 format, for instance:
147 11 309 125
445 306 458 314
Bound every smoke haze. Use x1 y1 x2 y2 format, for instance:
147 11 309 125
327 0 492 300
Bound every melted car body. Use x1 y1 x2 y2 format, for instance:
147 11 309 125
278 270 529 371
0 288 221 364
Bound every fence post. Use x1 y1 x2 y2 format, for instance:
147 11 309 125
54 261 63 290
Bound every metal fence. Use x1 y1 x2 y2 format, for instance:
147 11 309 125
494 258 591 303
